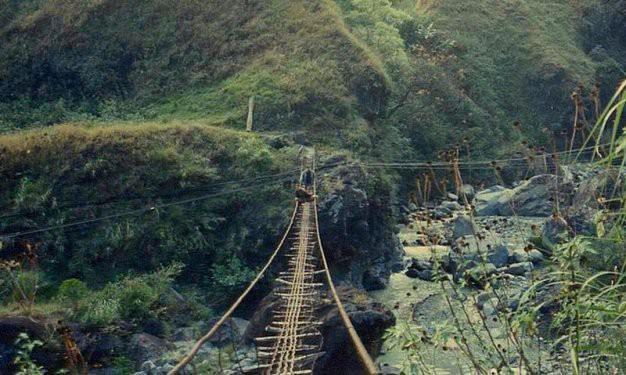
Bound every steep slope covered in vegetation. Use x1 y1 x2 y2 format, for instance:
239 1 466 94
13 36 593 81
0 0 387 144
1 0 624 153
0 124 294 296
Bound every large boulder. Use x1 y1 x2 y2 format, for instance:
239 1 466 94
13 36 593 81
74 329 126 365
315 287 395 374
128 333 170 365
405 268 434 281
501 262 534 276
362 262 390 290
506 175 573 216
452 215 477 239
317 161 403 290
439 201 462 212
0 316 64 373
508 249 529 264
475 175 573 217
204 317 249 346
474 185 513 216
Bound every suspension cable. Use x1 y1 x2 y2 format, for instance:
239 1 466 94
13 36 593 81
1 160 348 219
1 176 294 239
0 169 300 220
363 144 607 167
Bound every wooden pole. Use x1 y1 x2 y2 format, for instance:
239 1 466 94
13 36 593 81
246 96 255 132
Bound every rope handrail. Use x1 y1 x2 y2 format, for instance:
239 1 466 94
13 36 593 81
168 201 300 375
311 197 378 374
311 153 378 374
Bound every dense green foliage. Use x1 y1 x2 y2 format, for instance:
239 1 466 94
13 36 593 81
0 123 295 304
1 0 623 155
72 264 183 327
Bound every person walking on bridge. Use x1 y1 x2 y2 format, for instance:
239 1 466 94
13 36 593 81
296 169 315 202
300 168 314 189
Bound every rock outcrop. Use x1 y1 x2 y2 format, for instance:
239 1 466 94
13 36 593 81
0 316 63 373
317 160 403 291
475 175 573 216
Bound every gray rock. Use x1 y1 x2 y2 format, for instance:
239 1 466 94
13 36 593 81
508 298 520 312
204 317 249 345
542 216 570 253
390 261 405 273
159 364 174 374
489 244 509 268
465 263 497 285
317 168 403 290
454 235 508 268
438 253 457 274
452 215 477 239
482 298 499 316
508 249 529 264
432 209 450 219
129 333 170 365
408 202 418 211
505 175 564 216
474 185 513 216
316 287 395 373
440 201 463 211
528 249 545 264
231 318 250 338
408 259 433 271
141 360 157 372
171 326 195 342
363 263 390 291
475 175 573 217
447 193 459 201
503 262 534 276
405 268 420 278
132 372 148 375
475 292 492 308
416 270 434 281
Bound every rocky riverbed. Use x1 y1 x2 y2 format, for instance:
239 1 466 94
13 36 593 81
371 165 622 374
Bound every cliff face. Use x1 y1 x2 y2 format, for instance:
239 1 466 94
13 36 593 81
317 160 403 290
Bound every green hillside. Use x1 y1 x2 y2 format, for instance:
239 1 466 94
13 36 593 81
0 1 625 373
1 0 624 157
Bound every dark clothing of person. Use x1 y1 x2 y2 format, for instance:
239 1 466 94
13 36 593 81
300 169 314 188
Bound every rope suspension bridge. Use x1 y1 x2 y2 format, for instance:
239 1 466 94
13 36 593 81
0 143 607 374
168 154 378 375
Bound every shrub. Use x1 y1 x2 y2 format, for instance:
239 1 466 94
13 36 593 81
75 264 182 327
57 278 89 309
13 333 44 375
208 257 255 305
77 297 120 328
117 279 159 322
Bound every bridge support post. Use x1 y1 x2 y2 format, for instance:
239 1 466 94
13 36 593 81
246 95 255 132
